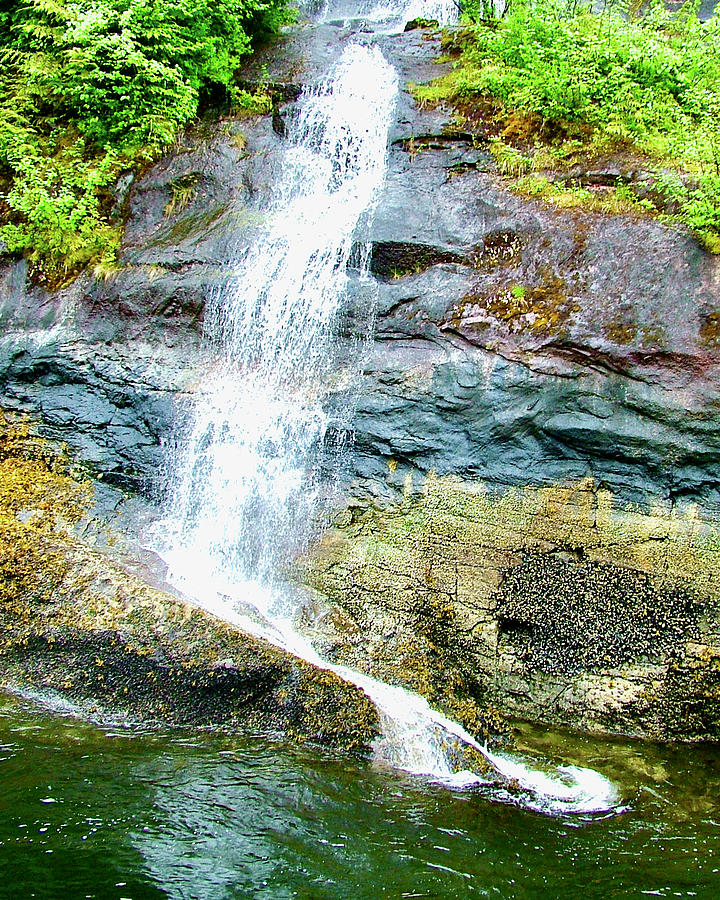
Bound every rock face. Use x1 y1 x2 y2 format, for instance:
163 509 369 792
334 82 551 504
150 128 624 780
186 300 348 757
2 21 720 742
0 115 286 492
0 419 379 751
302 476 720 741
342 33 720 509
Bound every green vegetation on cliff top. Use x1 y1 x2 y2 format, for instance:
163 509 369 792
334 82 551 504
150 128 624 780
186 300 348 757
416 0 720 250
0 0 290 283
3 1 719 280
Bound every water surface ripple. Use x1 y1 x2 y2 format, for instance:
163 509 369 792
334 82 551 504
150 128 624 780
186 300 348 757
0 695 718 899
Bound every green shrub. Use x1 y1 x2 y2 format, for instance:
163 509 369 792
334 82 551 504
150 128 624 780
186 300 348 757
0 0 290 279
233 87 275 116
654 171 720 251
416 0 720 247
1 141 120 281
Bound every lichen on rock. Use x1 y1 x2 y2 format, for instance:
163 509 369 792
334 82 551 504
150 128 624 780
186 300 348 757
302 474 720 741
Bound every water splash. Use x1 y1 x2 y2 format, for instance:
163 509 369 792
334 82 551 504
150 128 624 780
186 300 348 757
155 7 620 818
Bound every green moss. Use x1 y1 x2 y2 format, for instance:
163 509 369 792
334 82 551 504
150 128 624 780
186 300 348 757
445 267 576 337
165 207 226 243
488 139 531 176
606 320 639 346
511 174 658 220
405 17 440 31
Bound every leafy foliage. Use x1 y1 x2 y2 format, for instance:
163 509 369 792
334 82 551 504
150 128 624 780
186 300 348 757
1 142 120 274
0 0 290 282
416 0 720 248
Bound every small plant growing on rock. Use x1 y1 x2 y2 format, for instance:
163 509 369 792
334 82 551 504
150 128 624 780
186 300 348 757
489 139 532 176
232 87 274 117
164 178 198 218
415 0 720 250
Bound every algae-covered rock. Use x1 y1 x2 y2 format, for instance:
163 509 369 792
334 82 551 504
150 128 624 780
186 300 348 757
302 475 720 741
0 416 379 752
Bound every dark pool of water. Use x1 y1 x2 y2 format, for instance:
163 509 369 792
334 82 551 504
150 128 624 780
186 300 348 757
1 692 719 899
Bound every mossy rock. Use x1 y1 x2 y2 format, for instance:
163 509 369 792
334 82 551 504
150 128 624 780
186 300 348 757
302 474 720 741
0 413 379 752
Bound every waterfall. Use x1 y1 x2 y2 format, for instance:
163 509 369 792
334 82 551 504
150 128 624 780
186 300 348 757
154 2 620 817
317 0 460 28
161 42 395 606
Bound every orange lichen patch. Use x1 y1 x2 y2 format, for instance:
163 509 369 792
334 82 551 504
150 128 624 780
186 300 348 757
0 413 91 530
444 269 578 338
606 320 639 346
0 457 90 529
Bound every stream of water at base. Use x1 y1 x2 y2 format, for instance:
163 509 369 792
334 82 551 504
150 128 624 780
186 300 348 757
151 0 620 817
3 692 720 900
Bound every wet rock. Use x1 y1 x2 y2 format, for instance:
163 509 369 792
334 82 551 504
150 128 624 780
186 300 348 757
369 241 470 278
302 475 720 741
0 422 379 751
0 114 286 491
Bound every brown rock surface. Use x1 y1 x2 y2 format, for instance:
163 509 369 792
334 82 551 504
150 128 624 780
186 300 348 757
302 475 720 741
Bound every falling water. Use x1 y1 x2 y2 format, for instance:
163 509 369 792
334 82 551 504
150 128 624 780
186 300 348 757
316 0 460 28
155 2 619 816
162 43 395 604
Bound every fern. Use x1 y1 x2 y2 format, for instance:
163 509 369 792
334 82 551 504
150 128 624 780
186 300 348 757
0 0 291 279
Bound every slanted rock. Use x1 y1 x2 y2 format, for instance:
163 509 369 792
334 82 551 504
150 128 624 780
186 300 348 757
0 418 379 752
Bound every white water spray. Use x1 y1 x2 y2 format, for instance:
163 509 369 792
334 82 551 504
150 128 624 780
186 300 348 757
155 3 619 817
163 42 395 596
